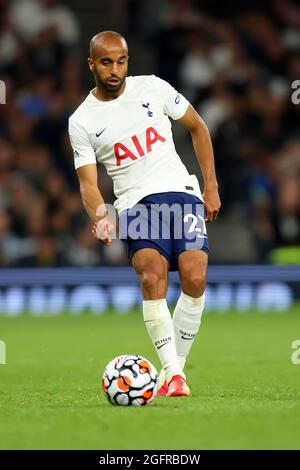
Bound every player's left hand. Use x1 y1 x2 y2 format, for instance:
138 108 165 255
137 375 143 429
203 186 221 223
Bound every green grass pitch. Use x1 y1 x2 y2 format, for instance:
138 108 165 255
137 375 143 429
0 307 300 450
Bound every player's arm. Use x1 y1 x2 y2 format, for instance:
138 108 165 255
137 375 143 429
76 164 112 245
69 117 113 245
177 104 221 222
76 163 105 222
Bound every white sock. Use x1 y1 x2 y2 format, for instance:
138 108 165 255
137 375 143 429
173 291 205 370
143 299 183 383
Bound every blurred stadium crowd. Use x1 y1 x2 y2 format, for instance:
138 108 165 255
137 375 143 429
0 0 299 267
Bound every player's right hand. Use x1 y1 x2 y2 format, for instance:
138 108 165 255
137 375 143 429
92 219 114 245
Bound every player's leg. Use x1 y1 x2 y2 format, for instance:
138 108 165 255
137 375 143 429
158 250 206 396
157 193 208 396
174 250 207 370
132 247 168 300
132 248 184 385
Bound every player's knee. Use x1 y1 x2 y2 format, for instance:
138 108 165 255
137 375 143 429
190 272 206 293
183 269 206 297
140 271 161 291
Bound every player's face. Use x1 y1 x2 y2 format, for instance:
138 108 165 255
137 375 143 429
88 44 128 95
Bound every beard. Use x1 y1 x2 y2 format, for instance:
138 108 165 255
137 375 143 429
94 70 126 94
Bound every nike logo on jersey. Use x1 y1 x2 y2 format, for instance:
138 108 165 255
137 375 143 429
142 102 153 117
96 128 107 137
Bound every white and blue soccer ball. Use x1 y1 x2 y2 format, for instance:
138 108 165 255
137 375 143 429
102 354 158 406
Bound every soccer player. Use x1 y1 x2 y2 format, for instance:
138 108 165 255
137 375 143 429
68 31 221 397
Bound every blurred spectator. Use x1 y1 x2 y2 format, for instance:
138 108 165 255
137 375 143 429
0 0 300 266
10 0 79 45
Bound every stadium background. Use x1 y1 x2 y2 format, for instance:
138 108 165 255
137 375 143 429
0 0 299 313
0 0 300 450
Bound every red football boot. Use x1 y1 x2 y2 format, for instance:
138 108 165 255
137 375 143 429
157 380 168 397
166 374 190 397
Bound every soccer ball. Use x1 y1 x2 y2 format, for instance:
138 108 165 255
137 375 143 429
102 354 158 406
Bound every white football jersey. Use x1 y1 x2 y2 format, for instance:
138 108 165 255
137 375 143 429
68 75 203 214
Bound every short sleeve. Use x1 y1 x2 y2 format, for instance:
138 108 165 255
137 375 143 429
68 117 97 170
154 76 190 120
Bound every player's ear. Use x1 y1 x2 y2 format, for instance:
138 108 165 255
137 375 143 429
88 57 94 71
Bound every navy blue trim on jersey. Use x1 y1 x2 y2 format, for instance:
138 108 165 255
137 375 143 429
119 192 209 271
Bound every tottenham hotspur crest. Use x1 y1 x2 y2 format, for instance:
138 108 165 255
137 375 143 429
141 102 153 117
